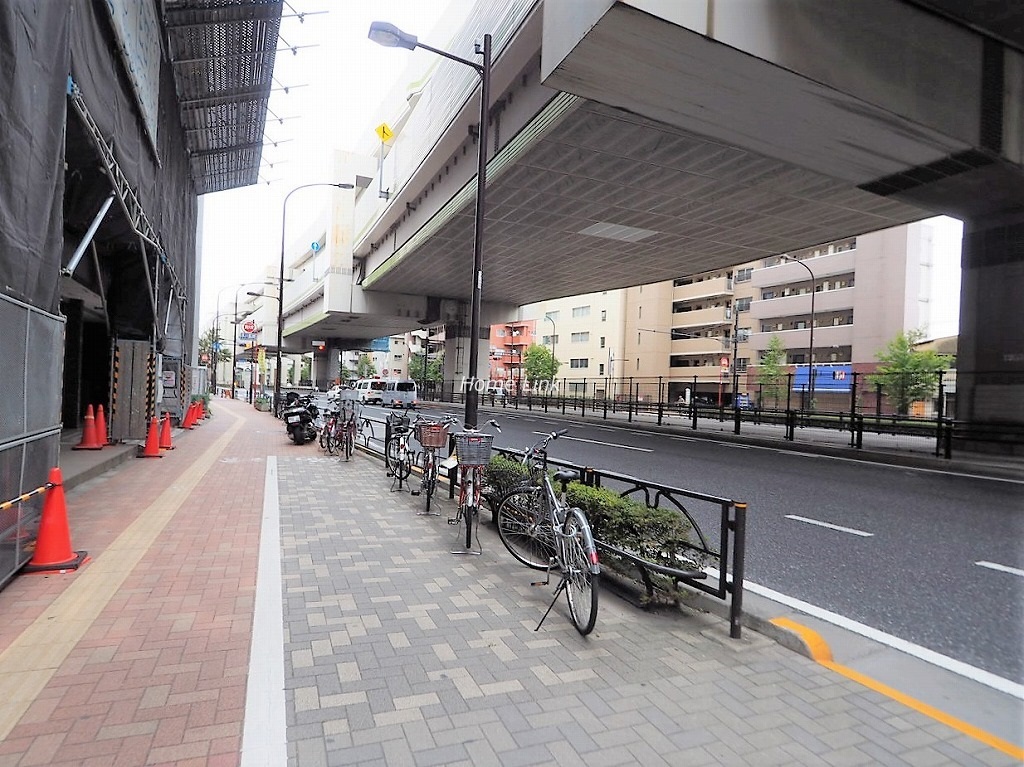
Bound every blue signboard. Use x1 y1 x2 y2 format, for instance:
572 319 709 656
368 337 390 352
792 364 852 392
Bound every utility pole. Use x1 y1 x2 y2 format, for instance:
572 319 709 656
731 304 740 405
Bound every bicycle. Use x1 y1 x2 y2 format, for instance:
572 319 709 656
338 399 360 461
448 419 500 555
412 413 458 515
320 405 343 455
385 412 414 490
494 430 601 635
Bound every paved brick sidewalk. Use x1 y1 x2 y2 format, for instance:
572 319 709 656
0 398 1017 766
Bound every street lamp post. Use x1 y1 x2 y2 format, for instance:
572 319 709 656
369 21 491 428
276 183 353 415
544 314 556 383
781 255 816 409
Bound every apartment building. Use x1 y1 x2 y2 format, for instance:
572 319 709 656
521 290 628 395
522 220 951 405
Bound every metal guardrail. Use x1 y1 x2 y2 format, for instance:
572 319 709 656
493 447 748 639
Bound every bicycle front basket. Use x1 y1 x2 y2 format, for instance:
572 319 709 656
454 433 493 466
415 421 449 448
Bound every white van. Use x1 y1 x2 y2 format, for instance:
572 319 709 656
352 378 384 404
383 379 418 409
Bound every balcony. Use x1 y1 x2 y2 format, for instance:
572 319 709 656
747 323 854 353
748 286 854 320
671 305 730 327
671 336 729 356
673 275 734 301
751 249 856 288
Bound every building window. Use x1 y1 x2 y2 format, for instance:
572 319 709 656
736 358 749 373
570 332 590 343
599 336 605 348
601 309 607 321
598 363 605 375
735 297 751 312
738 328 750 342
570 358 589 369
762 290 775 300
735 267 753 282
542 334 558 345
572 306 590 318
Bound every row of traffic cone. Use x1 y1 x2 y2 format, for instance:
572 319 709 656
72 404 111 450
138 412 183 457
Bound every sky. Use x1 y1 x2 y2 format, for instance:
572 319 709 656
197 1 964 340
197 0 463 328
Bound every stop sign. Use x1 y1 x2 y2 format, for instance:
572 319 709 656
243 320 257 333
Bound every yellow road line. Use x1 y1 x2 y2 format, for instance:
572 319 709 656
770 617 1024 761
0 410 244 741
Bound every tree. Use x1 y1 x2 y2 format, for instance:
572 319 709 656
409 351 444 384
756 335 787 408
356 353 376 378
523 343 559 386
868 329 952 415
198 326 230 369
337 363 355 384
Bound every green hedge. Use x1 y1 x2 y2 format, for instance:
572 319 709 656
565 483 697 573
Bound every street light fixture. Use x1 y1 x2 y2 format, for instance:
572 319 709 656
369 20 492 428
276 183 353 415
781 255 817 409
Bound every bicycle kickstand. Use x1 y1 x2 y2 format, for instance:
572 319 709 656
534 576 568 632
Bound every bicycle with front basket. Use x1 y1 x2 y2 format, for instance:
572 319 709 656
448 419 500 554
494 429 601 635
412 413 458 515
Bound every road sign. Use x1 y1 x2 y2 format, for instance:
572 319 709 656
311 241 320 252
375 122 394 142
239 331 257 341
212 342 220 351
243 320 256 333
720 356 730 371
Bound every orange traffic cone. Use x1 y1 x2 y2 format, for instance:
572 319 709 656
94 403 109 447
137 416 163 458
197 399 206 420
182 402 196 429
22 467 88 573
159 412 175 450
72 404 103 450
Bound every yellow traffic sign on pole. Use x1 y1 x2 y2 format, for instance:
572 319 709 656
375 123 394 143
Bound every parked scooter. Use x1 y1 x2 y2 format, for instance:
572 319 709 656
282 393 319 445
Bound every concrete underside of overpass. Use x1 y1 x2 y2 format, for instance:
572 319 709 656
340 0 1022 448
357 0 1022 308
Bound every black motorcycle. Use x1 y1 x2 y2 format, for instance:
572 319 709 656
282 393 318 445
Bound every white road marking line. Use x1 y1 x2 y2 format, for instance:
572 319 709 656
530 431 653 452
242 457 287 766
785 514 874 537
975 561 1024 578
706 568 1024 700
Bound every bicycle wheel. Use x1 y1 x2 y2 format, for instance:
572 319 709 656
421 452 436 513
385 437 401 473
394 447 412 482
496 488 556 570
462 469 478 549
343 421 354 460
561 508 599 636
319 417 332 450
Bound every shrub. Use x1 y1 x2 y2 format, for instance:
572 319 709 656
483 453 531 502
565 483 699 572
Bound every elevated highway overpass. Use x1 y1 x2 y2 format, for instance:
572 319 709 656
287 0 1021 445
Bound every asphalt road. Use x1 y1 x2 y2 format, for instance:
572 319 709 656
330 399 1024 685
